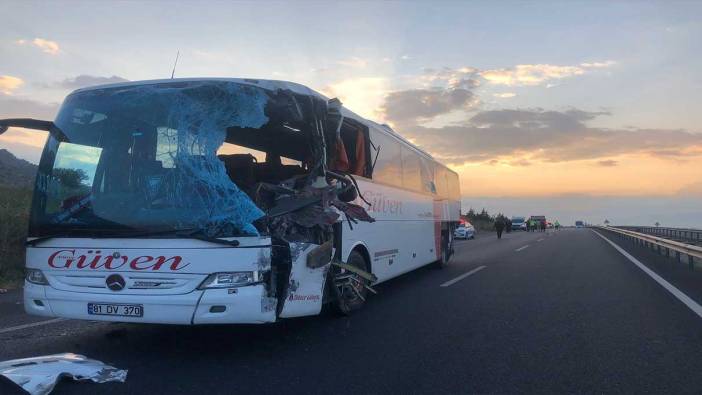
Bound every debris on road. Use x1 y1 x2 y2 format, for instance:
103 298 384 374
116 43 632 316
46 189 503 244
0 353 127 395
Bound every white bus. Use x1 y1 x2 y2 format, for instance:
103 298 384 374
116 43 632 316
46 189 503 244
0 78 460 324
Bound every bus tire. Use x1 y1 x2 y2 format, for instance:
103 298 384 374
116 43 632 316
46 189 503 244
331 250 369 315
434 230 452 269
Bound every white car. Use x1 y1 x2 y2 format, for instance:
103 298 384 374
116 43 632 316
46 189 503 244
454 223 475 239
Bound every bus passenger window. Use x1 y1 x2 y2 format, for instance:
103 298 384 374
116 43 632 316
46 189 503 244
401 147 422 192
435 166 448 198
420 157 436 194
447 171 460 200
370 130 402 187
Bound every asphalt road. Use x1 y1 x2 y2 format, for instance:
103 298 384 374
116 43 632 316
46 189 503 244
3 228 702 394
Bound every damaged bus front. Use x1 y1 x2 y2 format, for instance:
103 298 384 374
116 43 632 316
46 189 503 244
1 79 375 324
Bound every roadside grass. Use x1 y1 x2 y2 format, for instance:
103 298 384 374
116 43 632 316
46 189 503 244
0 187 32 289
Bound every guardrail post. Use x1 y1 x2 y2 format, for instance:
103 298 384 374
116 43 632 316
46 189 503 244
676 251 681 264
689 255 695 271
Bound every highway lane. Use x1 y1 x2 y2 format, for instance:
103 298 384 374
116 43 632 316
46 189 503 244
2 228 702 394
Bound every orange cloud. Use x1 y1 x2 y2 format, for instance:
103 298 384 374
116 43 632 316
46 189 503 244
16 37 61 55
0 75 23 95
480 61 615 87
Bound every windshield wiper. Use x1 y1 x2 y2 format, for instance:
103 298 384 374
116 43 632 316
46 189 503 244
26 232 81 247
125 227 241 247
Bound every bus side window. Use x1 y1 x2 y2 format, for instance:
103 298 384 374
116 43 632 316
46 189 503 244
435 166 448 198
401 147 422 192
420 157 436 194
447 171 460 200
369 129 402 187
337 119 370 177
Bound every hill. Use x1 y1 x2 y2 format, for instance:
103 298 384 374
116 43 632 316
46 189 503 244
0 149 38 188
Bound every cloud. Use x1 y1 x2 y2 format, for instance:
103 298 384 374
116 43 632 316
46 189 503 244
597 160 619 167
0 75 23 95
17 38 61 55
0 95 59 119
509 159 532 167
580 61 617 68
493 92 516 98
381 86 478 126
57 75 129 89
420 67 480 89
419 61 614 91
385 107 702 165
479 61 615 87
481 64 584 86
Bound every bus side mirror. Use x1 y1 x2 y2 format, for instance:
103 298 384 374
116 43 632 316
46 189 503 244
0 118 68 141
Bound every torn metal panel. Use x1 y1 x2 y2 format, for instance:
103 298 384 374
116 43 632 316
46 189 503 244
279 242 331 318
0 353 127 395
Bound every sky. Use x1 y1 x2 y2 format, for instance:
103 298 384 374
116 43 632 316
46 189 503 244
1 0 701 226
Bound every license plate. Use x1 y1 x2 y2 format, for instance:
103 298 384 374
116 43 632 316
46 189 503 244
88 303 143 317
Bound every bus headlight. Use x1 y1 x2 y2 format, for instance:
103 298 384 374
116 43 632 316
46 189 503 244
198 271 260 289
26 269 49 285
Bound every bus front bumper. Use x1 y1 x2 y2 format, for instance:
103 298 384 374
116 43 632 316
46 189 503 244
23 281 277 325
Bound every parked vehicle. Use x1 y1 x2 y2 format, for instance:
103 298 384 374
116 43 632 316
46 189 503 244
454 222 475 239
511 216 526 231
529 215 547 230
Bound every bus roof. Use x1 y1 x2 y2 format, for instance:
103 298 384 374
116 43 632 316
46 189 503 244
71 77 442 168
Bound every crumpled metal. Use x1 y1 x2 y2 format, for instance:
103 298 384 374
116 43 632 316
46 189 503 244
261 178 374 242
0 353 127 395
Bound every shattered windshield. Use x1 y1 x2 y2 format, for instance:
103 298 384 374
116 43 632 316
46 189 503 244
29 81 279 237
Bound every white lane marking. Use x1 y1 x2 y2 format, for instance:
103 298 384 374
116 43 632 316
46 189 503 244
440 266 487 287
0 318 66 335
515 245 530 252
537 238 544 242
593 230 702 319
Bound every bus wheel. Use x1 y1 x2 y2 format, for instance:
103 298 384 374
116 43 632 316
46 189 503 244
435 231 452 269
332 251 369 315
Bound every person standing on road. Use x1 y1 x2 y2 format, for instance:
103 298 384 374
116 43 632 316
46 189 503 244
495 217 505 239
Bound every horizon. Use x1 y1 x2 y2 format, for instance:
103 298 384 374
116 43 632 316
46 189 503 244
1 0 700 226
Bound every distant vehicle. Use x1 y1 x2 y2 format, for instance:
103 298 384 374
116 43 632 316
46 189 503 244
511 216 526 231
454 222 475 239
529 215 547 230
575 220 585 228
546 222 554 229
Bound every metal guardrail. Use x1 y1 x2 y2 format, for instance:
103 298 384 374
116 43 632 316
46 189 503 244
617 226 702 245
597 226 702 270
596 226 702 270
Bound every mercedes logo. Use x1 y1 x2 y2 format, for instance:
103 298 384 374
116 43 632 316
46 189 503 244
106 274 126 291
